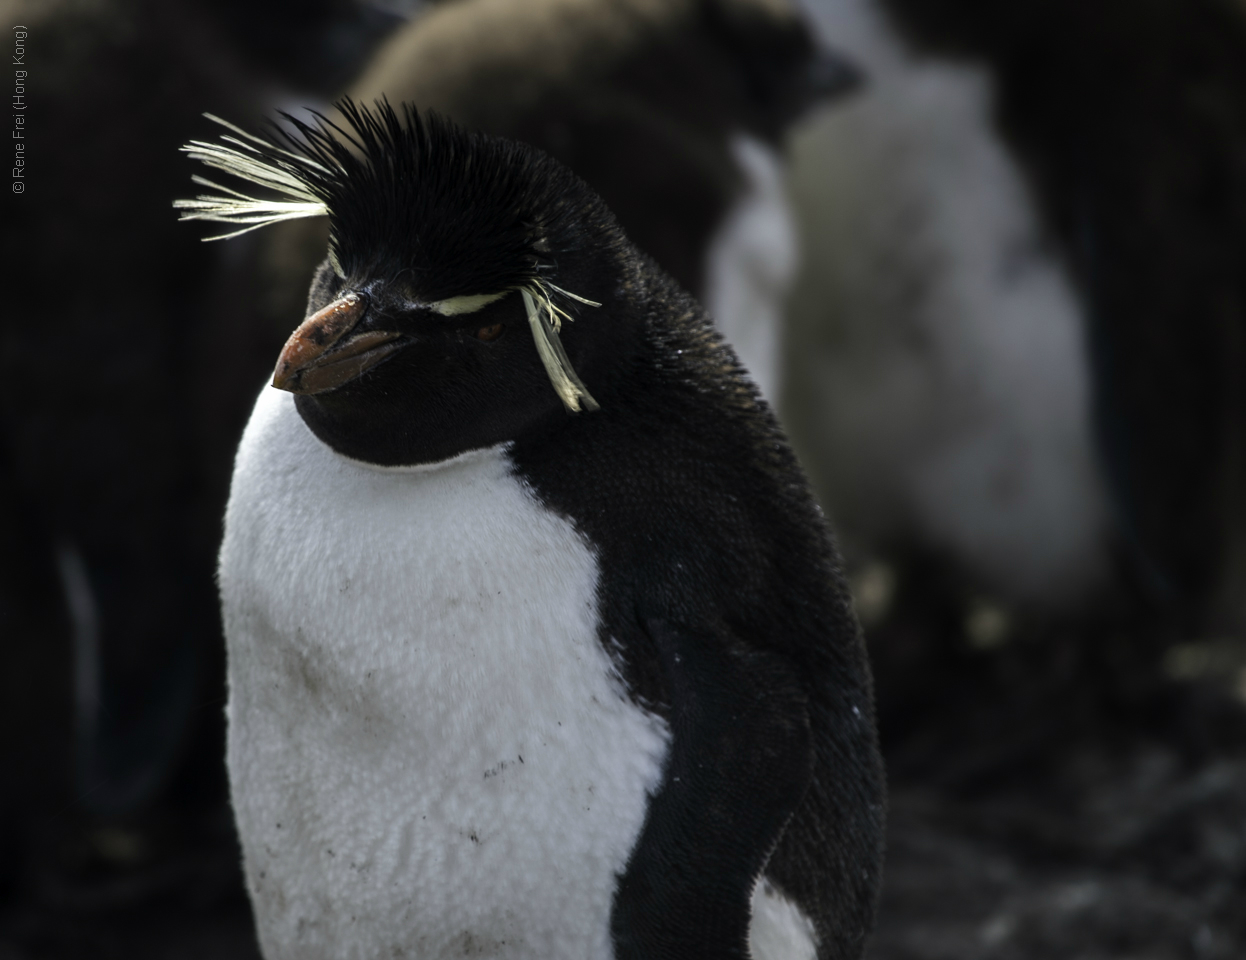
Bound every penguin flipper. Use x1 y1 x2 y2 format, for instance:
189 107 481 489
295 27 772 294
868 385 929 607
610 618 813 959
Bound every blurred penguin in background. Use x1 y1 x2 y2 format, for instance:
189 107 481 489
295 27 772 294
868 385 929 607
784 0 1246 657
228 0 860 406
0 0 404 904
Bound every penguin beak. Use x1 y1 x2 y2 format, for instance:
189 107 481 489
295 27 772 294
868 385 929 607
272 294 405 395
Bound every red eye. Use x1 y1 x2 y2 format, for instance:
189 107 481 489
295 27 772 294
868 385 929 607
475 323 504 342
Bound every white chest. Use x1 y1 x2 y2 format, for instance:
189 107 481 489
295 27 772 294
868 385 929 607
219 388 670 960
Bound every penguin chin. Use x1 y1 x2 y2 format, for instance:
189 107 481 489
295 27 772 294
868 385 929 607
291 392 483 469
331 442 510 476
290 368 563 470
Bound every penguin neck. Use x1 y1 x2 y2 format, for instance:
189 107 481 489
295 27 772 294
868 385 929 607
331 441 513 476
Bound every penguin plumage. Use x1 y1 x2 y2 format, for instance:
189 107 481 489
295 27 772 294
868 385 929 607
183 101 884 959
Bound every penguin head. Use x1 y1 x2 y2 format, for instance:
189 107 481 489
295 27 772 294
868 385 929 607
178 100 637 466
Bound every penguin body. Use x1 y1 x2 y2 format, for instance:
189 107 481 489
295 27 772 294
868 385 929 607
192 102 883 958
794 0 1109 605
223 393 830 959
786 0 1109 608
789 0 1246 630
869 0 1246 632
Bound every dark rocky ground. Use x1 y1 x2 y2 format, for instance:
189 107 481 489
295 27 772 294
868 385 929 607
873 712 1246 960
864 561 1246 960
2 569 1243 959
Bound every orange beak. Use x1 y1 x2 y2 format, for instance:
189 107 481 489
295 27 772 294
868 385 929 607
272 294 405 395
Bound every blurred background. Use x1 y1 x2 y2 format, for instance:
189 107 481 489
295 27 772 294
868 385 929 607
1 0 1244 957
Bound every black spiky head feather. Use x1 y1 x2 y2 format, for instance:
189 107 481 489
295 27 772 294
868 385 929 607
180 98 615 301
176 99 625 412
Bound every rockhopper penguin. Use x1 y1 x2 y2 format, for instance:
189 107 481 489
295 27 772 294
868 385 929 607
179 101 884 958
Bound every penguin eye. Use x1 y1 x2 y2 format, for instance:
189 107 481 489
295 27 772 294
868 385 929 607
475 323 505 342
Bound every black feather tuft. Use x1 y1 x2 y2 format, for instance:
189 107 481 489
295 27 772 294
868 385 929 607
222 98 614 302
